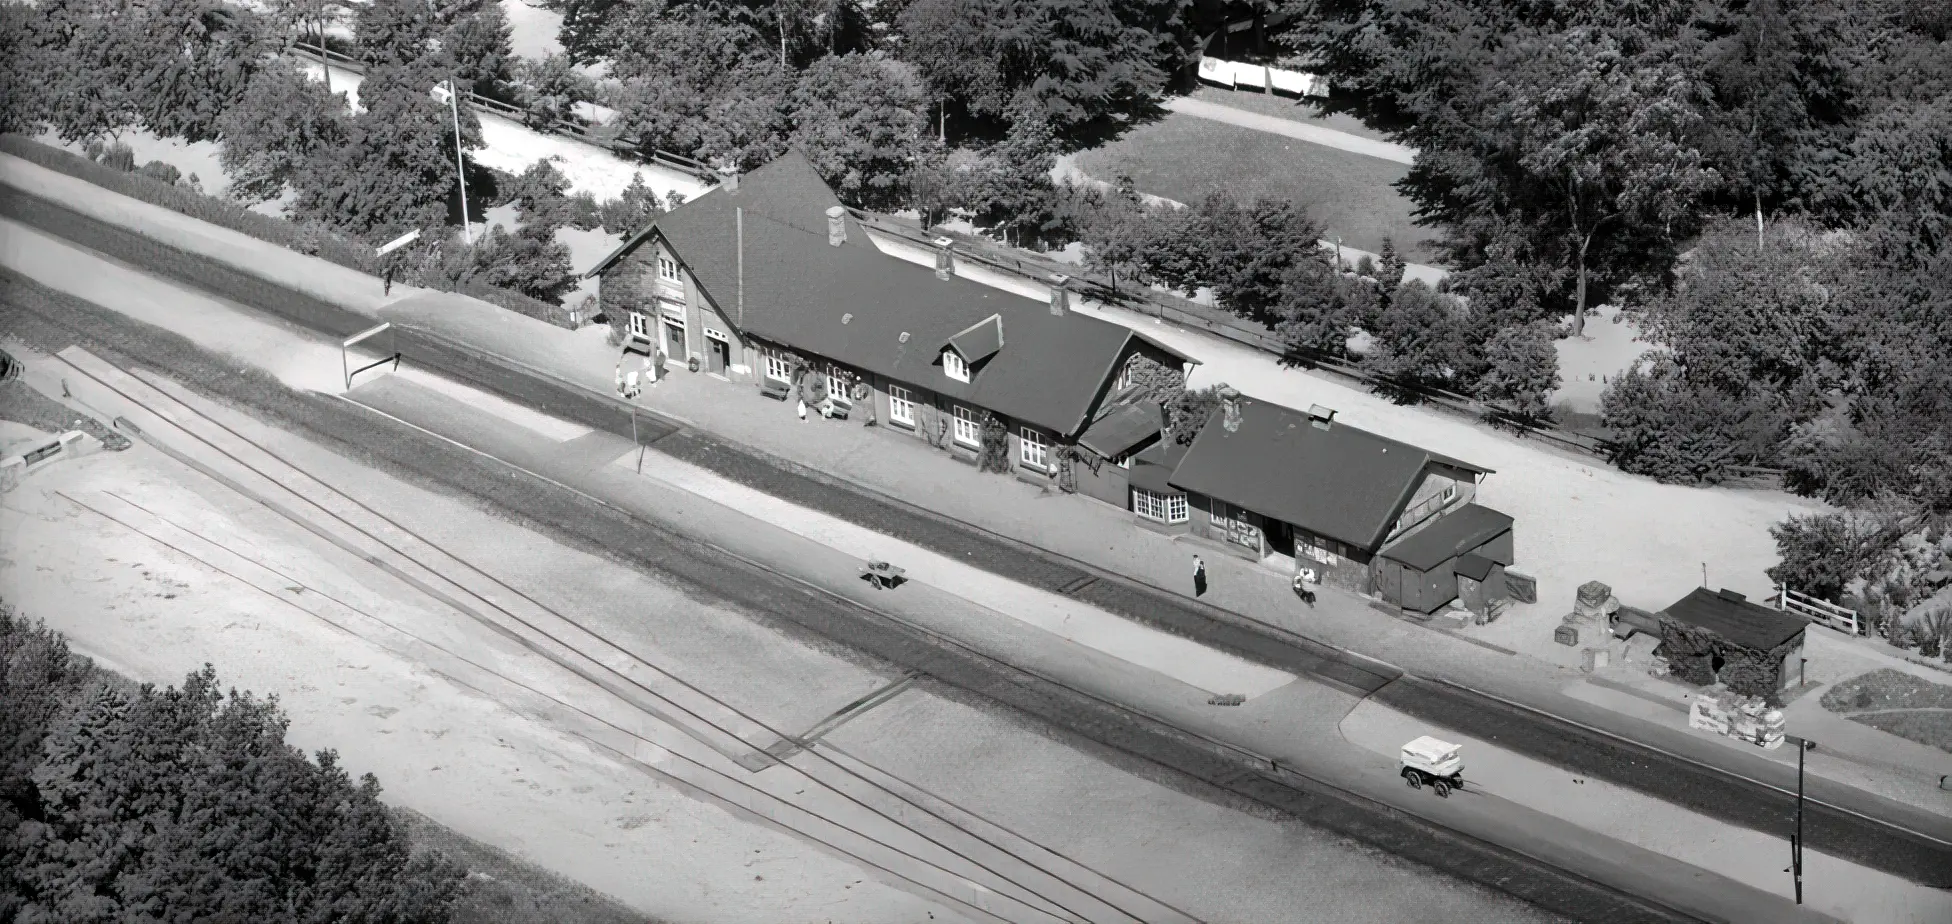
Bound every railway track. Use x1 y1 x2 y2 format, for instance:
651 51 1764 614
53 346 1195 924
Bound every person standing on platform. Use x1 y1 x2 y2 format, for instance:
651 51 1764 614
797 397 808 420
1193 555 1208 597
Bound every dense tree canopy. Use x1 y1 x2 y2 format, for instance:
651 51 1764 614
787 54 936 210
1 609 465 924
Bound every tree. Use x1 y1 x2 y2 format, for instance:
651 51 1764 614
1600 356 1788 484
895 0 1196 147
1188 193 1322 324
125 0 270 142
1164 385 1223 445
34 0 144 144
293 58 482 239
1767 512 1894 603
10 664 465 922
0 4 51 135
557 0 625 64
1361 280 1467 391
516 54 597 129
444 0 516 100
218 59 351 205
1374 236 1406 301
604 1 792 169
0 605 98 922
1473 321 1562 418
597 172 665 235
1273 249 1374 361
355 0 443 71
787 54 933 210
1471 27 1721 336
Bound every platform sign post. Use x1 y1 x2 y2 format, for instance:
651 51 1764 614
377 229 421 257
341 322 399 391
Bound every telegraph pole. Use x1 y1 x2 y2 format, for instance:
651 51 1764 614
1786 735 1816 904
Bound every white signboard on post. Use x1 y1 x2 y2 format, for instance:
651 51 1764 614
377 229 421 256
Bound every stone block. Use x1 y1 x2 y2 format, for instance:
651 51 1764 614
1555 625 1579 647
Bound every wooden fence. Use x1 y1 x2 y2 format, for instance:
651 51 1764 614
1774 584 1862 636
291 41 716 183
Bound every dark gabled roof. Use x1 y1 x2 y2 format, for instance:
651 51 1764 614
945 314 1005 365
1129 440 1188 494
1659 587 1809 651
1168 396 1494 551
1453 553 1495 582
590 149 1193 438
1079 400 1164 459
1380 503 1516 572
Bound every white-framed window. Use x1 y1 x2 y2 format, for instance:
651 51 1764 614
952 406 981 446
1133 488 1188 524
888 385 915 426
1113 358 1134 394
943 350 970 383
764 354 791 383
657 256 680 283
1442 483 1458 504
628 311 651 338
1018 428 1049 470
827 370 853 406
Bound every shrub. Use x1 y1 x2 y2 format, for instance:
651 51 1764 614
98 142 135 172
1355 254 1376 278
1767 512 1894 603
977 413 1011 473
135 159 181 185
1854 686 1874 709
1600 357 1788 484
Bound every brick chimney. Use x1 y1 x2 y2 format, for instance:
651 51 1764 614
932 237 955 280
716 165 738 193
1218 385 1242 433
1048 274 1071 316
826 206 846 246
1307 404 1337 430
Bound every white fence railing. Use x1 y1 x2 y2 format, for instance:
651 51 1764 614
1775 584 1861 636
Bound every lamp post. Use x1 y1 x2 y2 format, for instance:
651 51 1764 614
1785 735 1817 904
432 80 471 244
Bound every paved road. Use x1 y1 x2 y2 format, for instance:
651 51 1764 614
5 189 1950 891
1163 96 1418 165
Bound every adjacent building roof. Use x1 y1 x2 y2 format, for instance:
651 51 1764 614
1168 395 1493 551
1453 553 1495 582
1659 587 1809 651
1079 400 1164 459
1128 441 1187 494
587 150 1193 438
1379 504 1516 572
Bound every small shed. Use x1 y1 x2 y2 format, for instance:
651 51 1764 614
1372 505 1516 614
1453 553 1506 618
1655 588 1810 694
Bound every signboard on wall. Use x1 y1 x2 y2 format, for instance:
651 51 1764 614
1210 509 1262 551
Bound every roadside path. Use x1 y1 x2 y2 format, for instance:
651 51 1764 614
1163 96 1418 165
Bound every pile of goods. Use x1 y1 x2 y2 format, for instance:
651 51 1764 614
1688 691 1786 749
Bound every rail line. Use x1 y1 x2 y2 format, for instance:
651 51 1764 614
55 348 1192 924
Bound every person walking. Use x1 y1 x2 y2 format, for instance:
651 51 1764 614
382 266 395 296
1193 555 1208 598
797 397 808 421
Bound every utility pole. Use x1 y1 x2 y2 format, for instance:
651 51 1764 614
1786 735 1816 904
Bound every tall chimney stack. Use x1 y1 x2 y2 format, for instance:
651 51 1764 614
826 206 847 246
932 237 955 280
1048 274 1071 316
1219 385 1243 433
716 165 739 193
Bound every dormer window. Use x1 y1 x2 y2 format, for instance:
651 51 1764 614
943 350 970 383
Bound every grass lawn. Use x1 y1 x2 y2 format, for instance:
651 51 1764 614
1821 668 1952 754
1074 112 1440 263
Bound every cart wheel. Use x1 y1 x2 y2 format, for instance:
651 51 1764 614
1433 779 1452 798
1402 768 1422 789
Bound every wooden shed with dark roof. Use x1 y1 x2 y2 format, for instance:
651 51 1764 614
586 149 1195 483
1372 504 1516 614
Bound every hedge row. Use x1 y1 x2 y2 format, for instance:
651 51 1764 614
0 134 580 330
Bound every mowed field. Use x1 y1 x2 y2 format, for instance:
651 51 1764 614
1073 108 1439 263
